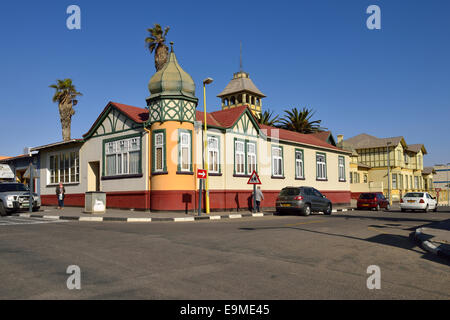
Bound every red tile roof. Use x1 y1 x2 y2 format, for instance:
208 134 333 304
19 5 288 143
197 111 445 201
310 131 331 142
110 102 149 123
259 124 345 152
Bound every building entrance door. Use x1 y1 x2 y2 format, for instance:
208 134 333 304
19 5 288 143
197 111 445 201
88 161 100 191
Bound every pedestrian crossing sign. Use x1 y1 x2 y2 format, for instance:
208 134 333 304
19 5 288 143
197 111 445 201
247 171 261 185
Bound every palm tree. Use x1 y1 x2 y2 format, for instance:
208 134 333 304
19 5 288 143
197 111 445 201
256 110 281 127
145 23 170 71
280 107 325 134
49 79 82 141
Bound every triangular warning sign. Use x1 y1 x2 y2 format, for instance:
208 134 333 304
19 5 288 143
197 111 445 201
247 171 262 185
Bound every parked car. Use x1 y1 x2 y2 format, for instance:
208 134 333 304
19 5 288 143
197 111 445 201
400 192 437 212
276 186 332 216
0 182 41 216
357 192 390 211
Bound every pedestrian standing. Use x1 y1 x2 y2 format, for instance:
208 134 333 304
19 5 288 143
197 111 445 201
56 182 66 210
255 186 264 212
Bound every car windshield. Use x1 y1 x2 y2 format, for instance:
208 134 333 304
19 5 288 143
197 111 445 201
404 193 424 198
279 188 300 196
0 184 29 192
359 193 376 199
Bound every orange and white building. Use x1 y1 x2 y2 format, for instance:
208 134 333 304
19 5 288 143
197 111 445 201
34 46 352 212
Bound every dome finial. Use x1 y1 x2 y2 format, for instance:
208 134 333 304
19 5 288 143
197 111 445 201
170 41 174 52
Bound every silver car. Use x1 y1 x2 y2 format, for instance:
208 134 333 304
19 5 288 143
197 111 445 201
276 186 332 216
0 183 41 216
400 192 437 213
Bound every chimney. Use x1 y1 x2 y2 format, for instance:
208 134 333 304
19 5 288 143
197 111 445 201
337 135 344 144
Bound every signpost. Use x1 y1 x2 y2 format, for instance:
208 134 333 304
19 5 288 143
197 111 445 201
197 169 207 216
247 171 262 213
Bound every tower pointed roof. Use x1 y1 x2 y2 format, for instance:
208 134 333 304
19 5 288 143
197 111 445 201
217 71 266 98
148 43 196 100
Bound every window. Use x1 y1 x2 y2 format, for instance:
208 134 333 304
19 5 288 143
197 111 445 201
399 174 403 189
247 142 257 174
364 174 368 183
154 132 165 173
295 150 304 179
338 156 345 182
355 172 360 183
392 174 397 189
272 146 283 177
208 136 220 173
178 130 192 172
350 172 353 184
49 151 79 184
235 140 245 175
316 153 327 180
105 136 141 176
414 176 419 189
410 176 413 189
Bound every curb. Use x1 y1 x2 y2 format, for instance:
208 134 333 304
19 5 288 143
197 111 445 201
413 228 450 260
14 212 275 223
13 208 355 223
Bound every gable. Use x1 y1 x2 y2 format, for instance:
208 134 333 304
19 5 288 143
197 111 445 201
84 104 143 140
231 111 259 136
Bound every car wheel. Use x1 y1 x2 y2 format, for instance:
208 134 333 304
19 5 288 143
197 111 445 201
433 206 438 212
423 205 429 213
0 202 6 217
301 204 311 216
324 203 332 215
32 206 40 212
375 204 380 211
385 204 391 212
401 208 405 212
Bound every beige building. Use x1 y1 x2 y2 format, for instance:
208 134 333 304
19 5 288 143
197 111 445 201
338 133 434 202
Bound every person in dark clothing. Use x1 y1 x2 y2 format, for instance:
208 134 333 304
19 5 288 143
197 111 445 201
56 182 66 209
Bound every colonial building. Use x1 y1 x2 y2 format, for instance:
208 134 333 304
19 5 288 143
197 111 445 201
34 46 352 212
338 133 434 202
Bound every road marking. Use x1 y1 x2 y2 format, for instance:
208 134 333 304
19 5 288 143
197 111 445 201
209 215 221 220
252 213 264 217
284 220 326 227
0 216 66 226
229 214 242 219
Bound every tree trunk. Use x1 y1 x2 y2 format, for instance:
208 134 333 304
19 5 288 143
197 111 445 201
155 44 169 71
58 98 75 141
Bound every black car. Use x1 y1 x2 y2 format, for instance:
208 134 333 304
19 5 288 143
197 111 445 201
276 186 332 216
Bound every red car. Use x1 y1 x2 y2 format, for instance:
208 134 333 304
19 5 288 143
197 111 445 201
357 193 390 211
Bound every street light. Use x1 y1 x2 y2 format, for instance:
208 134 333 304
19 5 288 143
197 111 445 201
203 77 213 214
387 142 392 205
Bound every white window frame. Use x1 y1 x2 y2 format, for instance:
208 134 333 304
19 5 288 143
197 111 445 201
316 153 327 180
48 151 79 185
295 150 304 179
272 146 283 177
179 131 191 172
105 137 140 177
235 140 245 175
208 136 220 174
338 156 345 182
154 132 164 173
247 141 257 174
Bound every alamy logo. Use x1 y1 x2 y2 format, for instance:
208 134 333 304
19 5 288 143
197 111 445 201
366 265 381 289
66 265 81 290
366 5 381 30
66 5 81 30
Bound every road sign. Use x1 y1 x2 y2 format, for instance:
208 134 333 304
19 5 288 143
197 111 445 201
247 171 261 185
197 169 207 179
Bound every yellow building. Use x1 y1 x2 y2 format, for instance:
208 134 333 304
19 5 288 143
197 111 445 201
338 133 434 202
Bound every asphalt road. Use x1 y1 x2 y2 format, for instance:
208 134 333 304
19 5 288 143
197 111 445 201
0 209 449 300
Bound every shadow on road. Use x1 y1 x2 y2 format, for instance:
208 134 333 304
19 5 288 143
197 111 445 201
239 222 450 267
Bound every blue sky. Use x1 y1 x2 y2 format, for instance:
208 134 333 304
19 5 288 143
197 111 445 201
1 0 449 166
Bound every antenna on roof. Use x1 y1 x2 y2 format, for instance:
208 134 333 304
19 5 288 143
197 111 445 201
240 41 243 72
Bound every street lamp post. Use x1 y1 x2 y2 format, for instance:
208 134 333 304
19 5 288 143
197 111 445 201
203 78 213 214
387 142 392 205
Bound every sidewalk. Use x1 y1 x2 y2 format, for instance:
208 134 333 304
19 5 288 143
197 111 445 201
412 219 450 259
14 204 355 223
